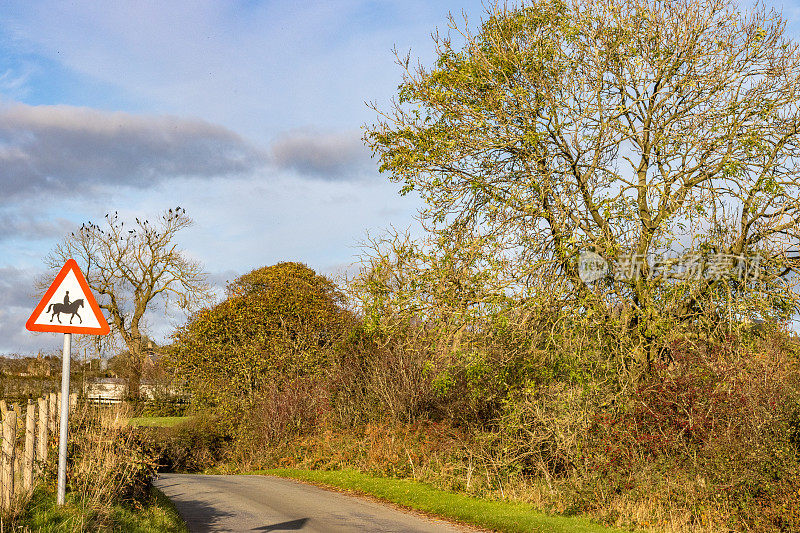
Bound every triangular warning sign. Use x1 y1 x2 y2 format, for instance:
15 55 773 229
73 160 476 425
26 259 110 335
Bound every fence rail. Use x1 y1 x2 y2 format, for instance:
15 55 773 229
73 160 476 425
0 392 76 511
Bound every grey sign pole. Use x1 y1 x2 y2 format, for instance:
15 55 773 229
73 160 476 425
56 332 72 505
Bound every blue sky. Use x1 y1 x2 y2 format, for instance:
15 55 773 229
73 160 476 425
1 0 800 355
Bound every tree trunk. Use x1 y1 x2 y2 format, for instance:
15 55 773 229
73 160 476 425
126 344 144 399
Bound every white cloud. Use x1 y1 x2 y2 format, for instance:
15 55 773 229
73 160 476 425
0 102 268 201
271 130 371 180
0 266 60 355
0 65 34 98
0 211 73 241
0 266 38 308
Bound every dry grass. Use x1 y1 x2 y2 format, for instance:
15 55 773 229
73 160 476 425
61 403 159 522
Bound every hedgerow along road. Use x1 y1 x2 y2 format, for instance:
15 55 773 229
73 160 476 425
154 473 475 532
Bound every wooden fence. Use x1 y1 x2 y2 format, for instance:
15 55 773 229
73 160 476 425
0 392 76 511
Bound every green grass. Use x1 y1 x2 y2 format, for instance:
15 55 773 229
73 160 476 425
128 416 192 427
16 486 188 532
254 468 627 533
148 486 188 532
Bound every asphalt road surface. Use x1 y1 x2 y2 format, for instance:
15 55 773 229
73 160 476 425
154 473 473 532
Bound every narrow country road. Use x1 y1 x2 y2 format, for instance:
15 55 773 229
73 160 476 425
153 474 473 533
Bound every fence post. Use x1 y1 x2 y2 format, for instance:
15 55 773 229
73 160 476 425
24 400 35 494
48 393 57 437
12 403 20 488
2 410 17 510
0 407 6 500
55 393 61 436
37 396 48 475
69 393 77 412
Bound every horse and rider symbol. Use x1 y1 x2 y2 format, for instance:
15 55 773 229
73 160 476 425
46 291 84 324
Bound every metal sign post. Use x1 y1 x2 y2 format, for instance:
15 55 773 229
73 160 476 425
57 333 72 505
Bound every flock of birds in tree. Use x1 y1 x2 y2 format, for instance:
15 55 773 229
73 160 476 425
71 207 185 241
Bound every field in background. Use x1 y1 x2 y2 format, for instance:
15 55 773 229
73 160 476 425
129 416 192 428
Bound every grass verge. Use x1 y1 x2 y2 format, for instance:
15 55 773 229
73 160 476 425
253 468 628 533
129 416 192 427
16 486 188 532
149 486 188 532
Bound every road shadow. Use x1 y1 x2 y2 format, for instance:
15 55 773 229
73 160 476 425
254 518 310 531
154 478 238 531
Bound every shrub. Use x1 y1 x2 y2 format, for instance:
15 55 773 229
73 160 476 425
64 404 159 515
170 262 353 427
148 415 230 473
577 335 800 530
247 376 331 443
330 324 440 426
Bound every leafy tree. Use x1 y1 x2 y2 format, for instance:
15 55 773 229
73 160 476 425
366 0 800 363
47 208 209 395
170 262 353 421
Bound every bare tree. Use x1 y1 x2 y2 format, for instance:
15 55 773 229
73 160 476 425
46 208 210 395
366 0 800 364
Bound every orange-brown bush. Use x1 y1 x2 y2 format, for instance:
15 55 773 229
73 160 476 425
251 376 331 443
328 324 442 426
573 335 800 530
